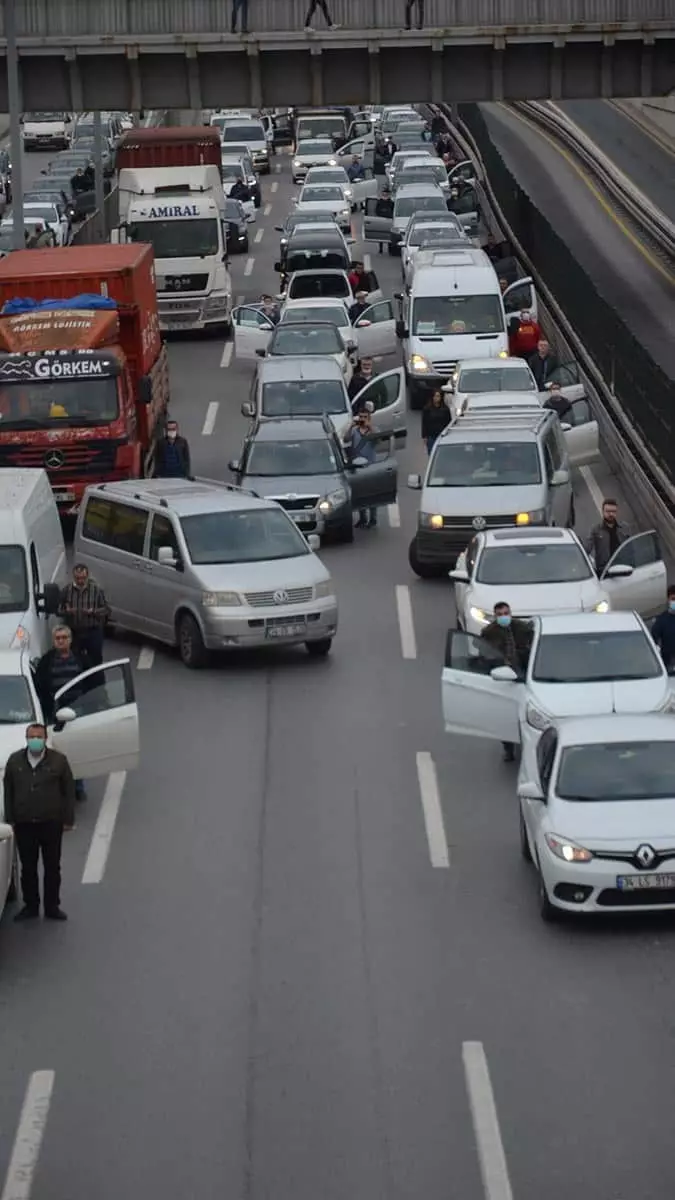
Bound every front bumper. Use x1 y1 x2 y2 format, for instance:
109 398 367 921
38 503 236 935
158 294 232 331
539 842 675 914
201 599 338 650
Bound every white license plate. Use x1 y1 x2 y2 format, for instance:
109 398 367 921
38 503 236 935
53 490 76 502
266 623 306 639
617 873 675 891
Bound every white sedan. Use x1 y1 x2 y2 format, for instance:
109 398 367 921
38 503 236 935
446 356 586 417
304 165 378 208
0 649 140 922
233 315 354 382
294 184 352 234
518 712 675 919
24 201 69 246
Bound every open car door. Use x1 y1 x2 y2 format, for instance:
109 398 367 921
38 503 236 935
503 276 538 323
561 396 600 467
350 172 379 205
50 659 140 779
601 530 666 618
353 300 397 357
345 451 398 510
363 197 393 243
448 160 477 187
542 361 585 404
352 366 407 447
233 306 275 361
441 629 523 743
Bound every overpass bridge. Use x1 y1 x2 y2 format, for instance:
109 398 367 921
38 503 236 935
0 1 674 109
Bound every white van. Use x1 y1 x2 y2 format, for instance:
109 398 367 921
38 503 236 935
0 470 66 655
396 248 536 407
221 118 270 174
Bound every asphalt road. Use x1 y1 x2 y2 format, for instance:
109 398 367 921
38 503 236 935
0 144 673 1200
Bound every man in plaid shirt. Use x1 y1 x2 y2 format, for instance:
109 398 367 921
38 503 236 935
58 564 110 669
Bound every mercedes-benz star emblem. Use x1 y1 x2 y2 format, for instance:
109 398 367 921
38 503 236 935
273 589 289 605
635 844 656 868
472 516 486 530
44 450 65 470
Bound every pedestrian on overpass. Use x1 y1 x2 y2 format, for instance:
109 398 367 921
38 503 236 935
404 0 425 28
230 0 248 33
304 0 339 31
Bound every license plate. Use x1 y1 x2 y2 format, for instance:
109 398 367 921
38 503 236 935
53 490 76 502
617 873 675 891
266 622 306 639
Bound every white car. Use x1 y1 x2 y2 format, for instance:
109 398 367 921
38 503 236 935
392 158 451 196
280 296 353 346
518 712 675 919
233 296 398 362
292 139 338 183
447 357 586 416
284 268 382 306
294 184 352 234
0 649 140 921
401 218 467 283
23 202 69 246
235 318 355 384
21 112 71 151
386 146 436 181
305 165 378 208
442 607 672 764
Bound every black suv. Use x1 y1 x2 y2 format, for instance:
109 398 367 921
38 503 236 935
228 415 397 543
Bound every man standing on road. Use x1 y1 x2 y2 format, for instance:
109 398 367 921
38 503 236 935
481 602 532 762
34 626 88 801
4 723 75 922
528 338 559 389
59 563 109 669
348 356 376 404
585 498 631 576
651 584 675 672
344 408 379 529
154 419 192 479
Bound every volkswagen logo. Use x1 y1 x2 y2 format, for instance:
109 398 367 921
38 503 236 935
44 450 64 470
635 844 656 868
273 589 289 605
472 516 486 531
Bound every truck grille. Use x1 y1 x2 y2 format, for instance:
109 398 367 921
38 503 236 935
159 274 209 293
0 440 118 475
245 586 314 607
431 360 457 375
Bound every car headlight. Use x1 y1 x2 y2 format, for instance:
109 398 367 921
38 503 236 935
409 353 431 373
314 579 335 599
328 158 337 166
469 606 489 626
344 187 353 198
419 512 444 529
498 350 509 359
340 208 350 221
544 833 593 864
293 159 302 168
318 488 348 512
594 600 610 613
202 591 241 607
525 702 552 732
515 509 546 526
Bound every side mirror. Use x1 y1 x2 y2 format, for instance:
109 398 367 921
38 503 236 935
346 340 357 353
307 534 321 551
550 468 569 486
449 567 470 583
519 781 544 802
138 376 152 405
490 665 518 682
393 292 402 301
560 422 572 432
605 563 634 578
241 402 255 418
273 260 282 272
0 822 13 842
274 225 283 232
407 473 422 489
157 545 178 568
228 459 240 473
54 705 77 727
39 582 61 616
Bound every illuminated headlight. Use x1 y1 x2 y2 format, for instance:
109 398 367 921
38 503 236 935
409 354 431 373
420 512 444 529
328 158 337 166
525 702 552 732
594 600 610 613
469 606 489 626
293 159 302 168
344 187 353 199
202 591 241 607
498 350 509 359
318 488 348 513
314 579 335 599
515 509 545 526
544 833 593 864
340 208 350 221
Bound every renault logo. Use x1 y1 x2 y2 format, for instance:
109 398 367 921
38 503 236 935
44 450 64 470
635 844 656 868
472 516 486 530
273 589 289 605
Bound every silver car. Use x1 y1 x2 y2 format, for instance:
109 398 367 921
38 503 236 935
292 138 338 183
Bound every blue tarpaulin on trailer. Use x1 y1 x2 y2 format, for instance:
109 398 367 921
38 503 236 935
1 295 118 314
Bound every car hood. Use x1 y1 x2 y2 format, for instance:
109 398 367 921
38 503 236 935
298 201 346 214
195 555 329 591
296 153 336 165
243 473 341 499
423 484 544 516
471 580 605 617
25 121 65 133
549 797 675 845
530 677 670 717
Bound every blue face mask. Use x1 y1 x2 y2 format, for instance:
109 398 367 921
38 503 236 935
669 602 675 614
26 737 45 754
496 614 511 628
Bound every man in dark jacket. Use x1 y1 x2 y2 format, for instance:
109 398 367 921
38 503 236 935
348 356 376 405
349 290 370 323
5 724 75 921
651 585 675 671
155 419 191 479
59 562 109 669
34 625 87 800
584 498 631 576
528 338 559 389
481 602 533 762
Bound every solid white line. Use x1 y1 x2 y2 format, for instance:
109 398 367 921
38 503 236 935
463 1042 514 1200
244 256 255 276
220 342 234 369
395 583 417 660
363 252 372 270
415 752 450 868
202 400 219 435
263 202 272 216
579 464 604 514
271 181 279 193
0 1071 55 1200
136 645 155 669
254 227 264 244
82 771 126 885
387 501 401 528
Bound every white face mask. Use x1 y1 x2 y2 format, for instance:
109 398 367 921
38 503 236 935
167 430 177 441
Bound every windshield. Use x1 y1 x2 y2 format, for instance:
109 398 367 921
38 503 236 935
286 213 335 233
458 366 534 393
410 225 460 247
412 295 504 336
222 123 265 143
428 441 541 487
298 119 345 139
286 251 347 272
128 218 219 258
271 326 343 356
26 112 65 123
288 275 349 300
181 508 309 565
297 140 334 156
247 438 338 476
0 676 35 724
399 165 445 184
307 171 347 185
0 546 28 615
261 380 346 417
556 741 675 802
476 544 592 585
222 163 244 181
24 206 57 223
394 195 446 218
301 186 344 204
282 305 347 328
0 377 119 429
532 630 662 684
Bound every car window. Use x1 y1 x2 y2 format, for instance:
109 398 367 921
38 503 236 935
246 438 338 476
556 740 675 802
180 508 310 564
81 497 148 556
412 295 504 336
55 661 134 717
531 630 662 683
148 514 180 561
476 544 592 585
0 675 35 724
444 628 506 674
301 186 344 203
261 380 347 417
297 140 334 155
288 275 349 300
428 442 541 487
286 251 348 273
0 546 28 614
270 326 343 356
458 366 535 393
607 531 661 570
281 305 347 328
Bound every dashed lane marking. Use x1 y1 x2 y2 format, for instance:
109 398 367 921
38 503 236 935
363 252 372 270
463 1042 514 1200
415 751 450 868
387 502 401 528
0 1071 55 1200
271 181 279 193
137 646 155 669
220 343 234 369
263 202 272 216
244 256 255 276
82 771 127 886
395 583 417 660
254 227 264 244
275 161 282 172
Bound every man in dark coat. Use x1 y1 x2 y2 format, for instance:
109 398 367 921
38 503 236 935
481 602 533 762
154 419 191 479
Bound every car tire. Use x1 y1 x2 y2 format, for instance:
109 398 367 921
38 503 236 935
307 637 332 657
567 496 576 528
519 810 532 862
408 536 444 579
177 612 209 669
538 864 560 922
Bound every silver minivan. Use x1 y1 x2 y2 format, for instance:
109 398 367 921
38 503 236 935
73 479 338 667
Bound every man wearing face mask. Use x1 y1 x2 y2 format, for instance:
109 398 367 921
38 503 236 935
482 601 533 762
649 585 675 671
4 723 75 921
154 419 192 479
344 405 378 529
585 498 631 576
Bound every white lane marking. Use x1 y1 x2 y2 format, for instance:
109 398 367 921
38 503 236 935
0 1071 55 1200
82 771 126 885
202 401 219 435
415 752 450 869
463 1042 514 1200
387 501 400 528
263 202 272 216
395 583 417 660
220 342 234 369
363 252 372 270
271 181 279 193
244 257 255 276
254 227 264 244
136 645 155 669
579 463 604 514
275 162 282 172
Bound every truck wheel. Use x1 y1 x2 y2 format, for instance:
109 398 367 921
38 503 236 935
408 536 444 579
177 613 209 669
307 638 332 657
